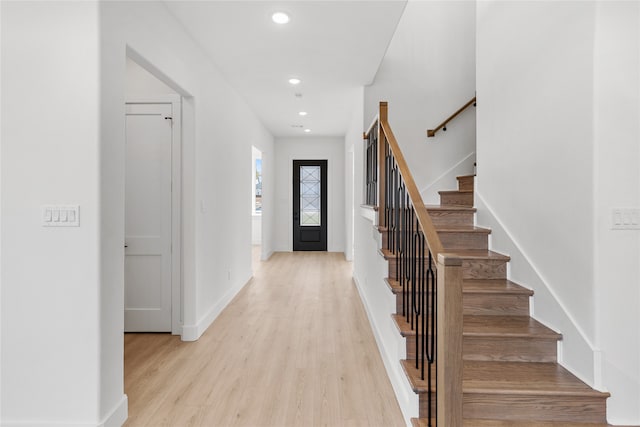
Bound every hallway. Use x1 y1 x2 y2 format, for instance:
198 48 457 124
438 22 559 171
124 252 404 427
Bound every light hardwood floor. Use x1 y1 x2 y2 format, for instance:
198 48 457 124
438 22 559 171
124 251 405 427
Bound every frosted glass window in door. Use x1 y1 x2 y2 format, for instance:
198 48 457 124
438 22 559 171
300 165 321 226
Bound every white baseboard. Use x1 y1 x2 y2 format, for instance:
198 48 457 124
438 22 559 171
98 395 128 427
353 274 416 427
261 249 274 261
181 273 253 342
1 395 128 427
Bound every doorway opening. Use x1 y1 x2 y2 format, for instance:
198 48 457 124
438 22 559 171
252 146 263 271
125 55 182 334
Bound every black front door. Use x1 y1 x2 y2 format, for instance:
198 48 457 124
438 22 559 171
293 160 327 251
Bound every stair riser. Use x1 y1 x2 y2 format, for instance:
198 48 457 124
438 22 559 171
464 294 530 316
389 257 507 280
395 293 530 317
428 211 474 227
464 337 557 363
439 232 488 250
463 394 608 424
394 297 435 318
418 394 436 420
457 176 474 192
380 210 475 228
404 336 557 363
440 192 473 207
463 259 507 279
386 258 436 281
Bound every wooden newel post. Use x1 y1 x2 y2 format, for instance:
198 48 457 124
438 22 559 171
436 253 463 427
377 102 388 227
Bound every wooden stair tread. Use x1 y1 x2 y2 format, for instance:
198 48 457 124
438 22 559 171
439 190 474 195
461 420 612 427
435 225 491 233
401 359 610 398
456 174 476 180
392 314 560 340
463 361 610 398
464 315 561 339
392 314 431 336
379 248 510 261
401 359 436 393
425 204 477 212
377 224 487 233
450 249 510 261
410 418 435 427
374 205 476 215
463 279 534 295
386 278 533 296
384 278 402 294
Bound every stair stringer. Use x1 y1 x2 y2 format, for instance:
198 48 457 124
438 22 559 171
353 211 418 427
474 190 603 393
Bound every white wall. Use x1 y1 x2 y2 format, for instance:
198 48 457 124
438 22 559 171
1 1 275 425
593 2 640 422
126 57 176 96
364 0 476 202
2 2 105 424
476 1 640 423
273 137 345 253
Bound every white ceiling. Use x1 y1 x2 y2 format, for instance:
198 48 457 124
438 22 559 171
164 1 407 138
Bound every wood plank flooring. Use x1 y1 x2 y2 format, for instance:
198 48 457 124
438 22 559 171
124 251 404 427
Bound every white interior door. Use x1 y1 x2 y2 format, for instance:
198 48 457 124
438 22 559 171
125 102 173 332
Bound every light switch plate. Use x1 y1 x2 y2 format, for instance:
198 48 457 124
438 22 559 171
42 205 80 227
611 208 640 230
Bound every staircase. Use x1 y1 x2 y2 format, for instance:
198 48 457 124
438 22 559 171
377 174 611 426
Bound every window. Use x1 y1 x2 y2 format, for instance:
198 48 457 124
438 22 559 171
255 158 262 214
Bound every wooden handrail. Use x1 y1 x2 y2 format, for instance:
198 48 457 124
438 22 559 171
379 105 444 259
427 96 476 138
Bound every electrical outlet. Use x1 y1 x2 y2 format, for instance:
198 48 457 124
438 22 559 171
611 208 640 230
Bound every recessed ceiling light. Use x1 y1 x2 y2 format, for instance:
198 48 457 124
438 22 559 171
298 111 308 116
272 12 290 24
288 78 301 85
304 129 311 133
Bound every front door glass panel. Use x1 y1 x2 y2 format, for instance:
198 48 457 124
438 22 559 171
300 165 321 226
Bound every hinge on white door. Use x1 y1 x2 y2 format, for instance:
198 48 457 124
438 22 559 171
165 116 173 125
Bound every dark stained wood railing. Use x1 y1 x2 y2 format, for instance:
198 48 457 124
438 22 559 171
363 120 378 206
365 102 463 427
427 96 476 138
